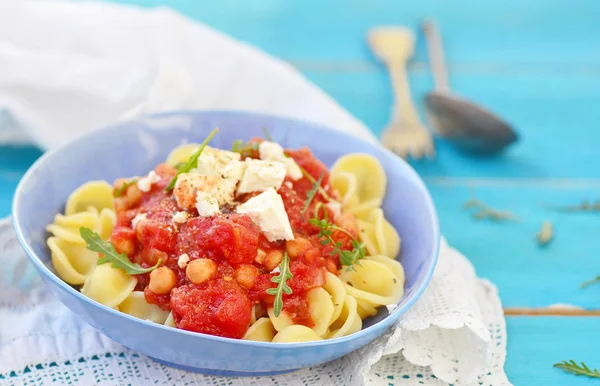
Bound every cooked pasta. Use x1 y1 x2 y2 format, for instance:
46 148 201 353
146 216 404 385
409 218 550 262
46 132 404 342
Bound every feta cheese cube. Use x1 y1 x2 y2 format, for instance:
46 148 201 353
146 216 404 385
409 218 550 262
258 141 302 180
174 173 236 211
195 191 219 216
191 146 242 176
177 253 190 268
137 170 161 192
236 187 294 241
325 201 342 219
283 158 303 180
131 213 147 230
222 160 246 180
237 159 286 194
172 211 189 224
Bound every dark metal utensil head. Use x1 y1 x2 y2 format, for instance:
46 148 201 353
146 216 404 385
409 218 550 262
425 91 518 154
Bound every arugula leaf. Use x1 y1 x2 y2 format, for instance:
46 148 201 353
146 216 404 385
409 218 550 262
80 227 160 275
554 360 600 378
165 128 219 191
581 274 600 288
265 252 293 317
302 172 325 215
114 179 139 198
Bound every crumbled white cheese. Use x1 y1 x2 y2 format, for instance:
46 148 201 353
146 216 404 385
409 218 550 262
258 141 303 181
237 159 286 194
192 147 242 176
284 181 293 189
131 213 147 230
174 173 237 211
222 159 246 180
237 187 294 241
195 191 220 216
177 253 190 268
172 211 189 224
386 304 397 312
270 266 281 274
137 170 161 192
325 201 342 218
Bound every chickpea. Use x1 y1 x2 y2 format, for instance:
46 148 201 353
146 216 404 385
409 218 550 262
235 264 260 289
285 237 312 258
255 249 267 264
186 258 217 285
264 250 283 272
335 213 359 236
111 236 135 257
149 267 176 294
143 247 167 266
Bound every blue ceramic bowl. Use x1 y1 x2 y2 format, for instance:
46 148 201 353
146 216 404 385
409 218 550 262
13 111 439 376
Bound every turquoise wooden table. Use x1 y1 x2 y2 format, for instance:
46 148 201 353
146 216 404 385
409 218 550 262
2 1 600 384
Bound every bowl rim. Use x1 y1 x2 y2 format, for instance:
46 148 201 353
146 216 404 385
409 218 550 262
12 109 440 349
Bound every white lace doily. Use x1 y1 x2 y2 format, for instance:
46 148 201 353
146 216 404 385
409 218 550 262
0 217 510 386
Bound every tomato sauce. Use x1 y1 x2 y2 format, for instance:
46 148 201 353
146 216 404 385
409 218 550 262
110 146 357 339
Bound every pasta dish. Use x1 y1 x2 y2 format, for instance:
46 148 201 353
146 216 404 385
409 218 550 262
46 129 403 343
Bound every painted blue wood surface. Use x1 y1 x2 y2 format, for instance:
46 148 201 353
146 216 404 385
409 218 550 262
506 317 600 386
3 0 600 385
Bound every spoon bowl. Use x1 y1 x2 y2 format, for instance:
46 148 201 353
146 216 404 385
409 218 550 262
426 91 518 154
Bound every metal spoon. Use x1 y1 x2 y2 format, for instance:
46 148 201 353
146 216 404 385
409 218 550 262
422 20 518 154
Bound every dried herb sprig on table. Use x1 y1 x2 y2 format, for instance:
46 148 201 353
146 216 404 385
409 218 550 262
536 221 553 246
463 197 519 222
554 360 600 378
545 200 600 213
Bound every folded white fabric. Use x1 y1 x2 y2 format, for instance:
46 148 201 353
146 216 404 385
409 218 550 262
0 1 510 385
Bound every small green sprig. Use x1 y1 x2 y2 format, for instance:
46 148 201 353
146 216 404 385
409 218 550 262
463 197 518 222
80 227 160 275
165 128 219 191
266 252 293 317
309 204 366 269
554 360 600 378
232 139 259 158
113 179 138 198
302 172 325 215
581 275 600 289
299 166 333 202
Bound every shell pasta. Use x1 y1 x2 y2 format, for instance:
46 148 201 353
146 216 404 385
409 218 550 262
46 133 404 342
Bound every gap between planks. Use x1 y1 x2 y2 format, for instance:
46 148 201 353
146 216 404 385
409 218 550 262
424 177 600 188
504 308 600 317
290 60 600 75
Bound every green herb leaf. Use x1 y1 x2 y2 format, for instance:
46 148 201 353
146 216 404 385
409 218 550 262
79 227 160 275
231 139 259 158
298 165 333 202
114 179 138 198
581 274 600 289
302 172 325 215
263 127 273 141
165 128 219 191
554 360 600 378
265 252 293 317
309 208 365 270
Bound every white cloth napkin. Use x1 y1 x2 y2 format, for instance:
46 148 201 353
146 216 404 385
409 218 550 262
0 2 510 385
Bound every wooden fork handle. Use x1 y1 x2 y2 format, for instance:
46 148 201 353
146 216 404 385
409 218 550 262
388 60 420 125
